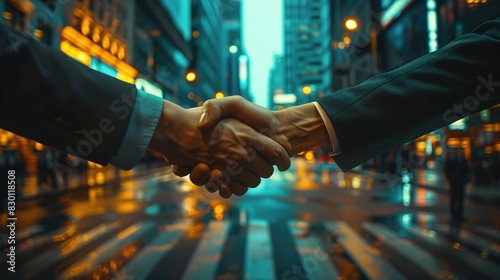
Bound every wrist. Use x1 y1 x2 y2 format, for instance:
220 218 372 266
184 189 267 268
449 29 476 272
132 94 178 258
275 103 330 154
147 100 179 157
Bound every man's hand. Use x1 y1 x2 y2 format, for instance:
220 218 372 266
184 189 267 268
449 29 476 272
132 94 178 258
148 100 291 197
172 96 331 195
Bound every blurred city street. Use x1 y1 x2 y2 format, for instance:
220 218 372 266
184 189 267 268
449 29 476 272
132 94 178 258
1 157 500 279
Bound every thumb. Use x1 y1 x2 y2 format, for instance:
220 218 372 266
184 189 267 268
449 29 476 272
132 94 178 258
197 106 220 129
198 97 239 129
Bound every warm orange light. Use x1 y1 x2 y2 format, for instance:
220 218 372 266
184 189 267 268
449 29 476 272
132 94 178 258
61 26 137 80
483 124 494 131
343 36 351 45
188 92 196 100
302 85 312 95
461 140 470 149
96 172 105 185
305 151 314 162
186 71 197 82
466 0 487 7
34 29 43 39
3 12 13 20
102 33 111 50
92 26 102 43
60 40 91 66
215 92 225 99
494 123 500 132
197 101 204 107
117 45 126 60
447 138 460 148
345 19 358 31
416 141 426 151
485 146 494 154
110 40 118 55
35 142 43 151
116 73 135 84
81 17 92 35
192 30 200 38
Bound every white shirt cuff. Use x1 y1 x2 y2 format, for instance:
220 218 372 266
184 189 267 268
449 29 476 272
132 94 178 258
312 101 342 156
109 90 164 170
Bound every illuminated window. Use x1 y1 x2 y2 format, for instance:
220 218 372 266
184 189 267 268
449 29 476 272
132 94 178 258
4 2 26 30
427 0 438 52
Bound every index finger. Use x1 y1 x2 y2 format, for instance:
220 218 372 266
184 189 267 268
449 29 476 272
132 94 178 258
251 132 291 171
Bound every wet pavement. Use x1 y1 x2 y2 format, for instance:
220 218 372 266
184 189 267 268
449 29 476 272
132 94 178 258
1 157 500 279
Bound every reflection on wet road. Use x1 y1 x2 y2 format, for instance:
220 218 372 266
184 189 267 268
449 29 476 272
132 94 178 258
1 158 499 279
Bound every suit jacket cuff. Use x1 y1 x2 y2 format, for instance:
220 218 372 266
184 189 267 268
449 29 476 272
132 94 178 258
110 90 163 170
312 101 342 156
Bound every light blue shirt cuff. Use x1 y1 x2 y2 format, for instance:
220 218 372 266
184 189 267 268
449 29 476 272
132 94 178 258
110 90 164 170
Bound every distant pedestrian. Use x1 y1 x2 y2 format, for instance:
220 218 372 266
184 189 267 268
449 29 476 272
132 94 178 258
444 149 472 223
493 151 500 187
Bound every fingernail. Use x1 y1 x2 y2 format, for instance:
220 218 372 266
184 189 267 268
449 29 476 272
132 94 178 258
198 112 208 127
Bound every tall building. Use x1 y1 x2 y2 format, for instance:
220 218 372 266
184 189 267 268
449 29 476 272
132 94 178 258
133 0 193 104
284 0 331 105
329 0 380 91
268 54 286 110
221 0 251 100
187 0 225 105
0 0 197 173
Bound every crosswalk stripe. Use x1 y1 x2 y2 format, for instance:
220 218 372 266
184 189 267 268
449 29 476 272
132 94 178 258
18 225 76 255
1 224 70 271
181 220 232 280
408 225 500 279
474 226 500 242
362 222 455 280
123 221 187 280
0 225 44 250
22 221 120 279
433 224 500 260
288 221 339 280
324 221 406 280
60 221 156 279
244 220 276 280
17 225 44 241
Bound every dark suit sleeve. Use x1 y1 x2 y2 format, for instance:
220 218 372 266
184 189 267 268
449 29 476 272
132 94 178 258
317 17 500 171
0 23 136 166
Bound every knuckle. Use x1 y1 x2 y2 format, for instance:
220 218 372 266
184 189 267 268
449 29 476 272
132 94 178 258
204 100 219 113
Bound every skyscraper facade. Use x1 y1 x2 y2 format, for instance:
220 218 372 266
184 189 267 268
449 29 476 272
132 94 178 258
222 0 251 100
283 0 331 105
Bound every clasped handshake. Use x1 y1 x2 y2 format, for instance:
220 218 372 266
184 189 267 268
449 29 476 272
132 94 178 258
147 96 331 198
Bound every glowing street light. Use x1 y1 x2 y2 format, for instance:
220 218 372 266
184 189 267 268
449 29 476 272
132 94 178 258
345 18 358 31
229 45 238 54
302 85 312 95
185 70 197 83
215 92 225 99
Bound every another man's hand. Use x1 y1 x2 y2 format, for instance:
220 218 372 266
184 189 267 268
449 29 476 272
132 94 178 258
148 100 291 197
